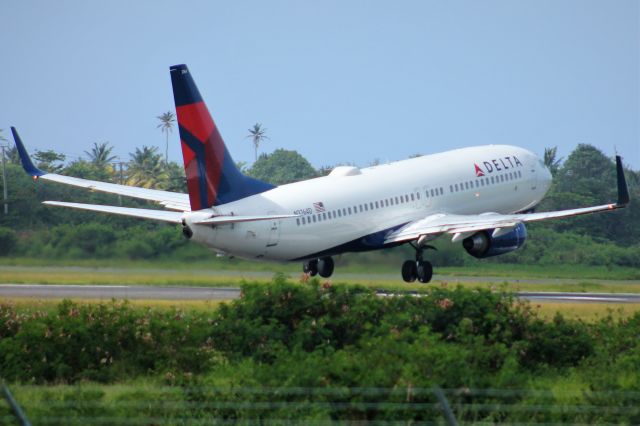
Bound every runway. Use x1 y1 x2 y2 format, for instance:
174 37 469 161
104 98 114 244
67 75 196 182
1 284 640 303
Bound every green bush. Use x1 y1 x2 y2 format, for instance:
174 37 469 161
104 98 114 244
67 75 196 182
0 226 17 256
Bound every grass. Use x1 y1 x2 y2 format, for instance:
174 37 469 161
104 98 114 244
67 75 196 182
1 256 639 280
2 298 224 313
2 265 640 294
534 301 640 321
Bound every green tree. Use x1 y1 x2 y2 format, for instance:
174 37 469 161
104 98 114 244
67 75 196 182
159 161 187 192
34 150 66 173
5 146 20 165
157 111 176 163
247 149 318 185
540 144 639 245
543 146 562 176
126 146 167 188
83 141 117 181
247 123 269 162
85 142 116 168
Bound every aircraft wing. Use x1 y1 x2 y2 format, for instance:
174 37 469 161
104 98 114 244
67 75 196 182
385 155 630 245
11 127 191 212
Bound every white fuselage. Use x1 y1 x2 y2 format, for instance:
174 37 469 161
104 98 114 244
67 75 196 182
183 145 552 261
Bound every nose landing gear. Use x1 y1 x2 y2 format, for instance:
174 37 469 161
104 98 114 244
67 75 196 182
303 256 334 278
401 244 435 283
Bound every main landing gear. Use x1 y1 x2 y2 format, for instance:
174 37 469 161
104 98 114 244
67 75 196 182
401 244 435 283
303 256 334 278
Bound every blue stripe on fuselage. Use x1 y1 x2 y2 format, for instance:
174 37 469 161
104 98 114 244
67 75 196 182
291 222 409 261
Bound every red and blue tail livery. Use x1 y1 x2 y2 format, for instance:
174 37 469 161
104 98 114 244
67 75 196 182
170 64 273 211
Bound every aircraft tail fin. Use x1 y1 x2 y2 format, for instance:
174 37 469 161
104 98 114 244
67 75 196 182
169 64 274 210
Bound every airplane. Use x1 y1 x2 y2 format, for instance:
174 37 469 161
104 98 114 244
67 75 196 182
10 64 630 283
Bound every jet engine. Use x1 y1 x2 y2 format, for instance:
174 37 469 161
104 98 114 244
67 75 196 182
462 223 527 258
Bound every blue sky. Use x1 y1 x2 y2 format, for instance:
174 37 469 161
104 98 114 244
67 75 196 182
1 0 638 170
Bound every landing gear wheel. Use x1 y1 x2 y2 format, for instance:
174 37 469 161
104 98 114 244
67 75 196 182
303 259 318 276
401 260 417 282
416 260 433 283
318 257 334 278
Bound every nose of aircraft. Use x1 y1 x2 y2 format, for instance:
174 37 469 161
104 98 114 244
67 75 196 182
539 162 553 189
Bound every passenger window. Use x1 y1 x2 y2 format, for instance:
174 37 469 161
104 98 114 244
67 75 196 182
301 217 305 225
375 201 379 209
394 196 399 204
322 212 326 220
454 184 459 192
450 185 453 193
440 188 443 195
364 204 368 211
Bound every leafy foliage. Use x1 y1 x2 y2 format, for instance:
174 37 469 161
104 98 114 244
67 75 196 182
1 278 640 423
247 149 318 185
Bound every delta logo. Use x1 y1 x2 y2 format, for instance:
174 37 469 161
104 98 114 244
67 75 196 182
474 155 523 177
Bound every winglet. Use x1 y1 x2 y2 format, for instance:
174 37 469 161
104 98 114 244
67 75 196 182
616 155 630 206
10 127 45 177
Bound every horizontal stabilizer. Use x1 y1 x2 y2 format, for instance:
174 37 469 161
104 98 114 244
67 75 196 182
43 201 184 223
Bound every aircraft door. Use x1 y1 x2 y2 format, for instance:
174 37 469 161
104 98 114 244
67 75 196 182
266 211 280 249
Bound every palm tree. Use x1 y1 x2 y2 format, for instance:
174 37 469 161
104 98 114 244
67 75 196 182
85 142 116 169
157 111 176 163
544 146 563 177
246 123 269 162
126 146 167 188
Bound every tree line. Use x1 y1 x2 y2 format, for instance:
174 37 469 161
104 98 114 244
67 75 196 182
0 124 638 266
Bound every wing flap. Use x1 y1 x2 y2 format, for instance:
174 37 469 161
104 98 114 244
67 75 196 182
43 201 184 223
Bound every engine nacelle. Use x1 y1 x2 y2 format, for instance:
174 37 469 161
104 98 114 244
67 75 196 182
462 223 527 258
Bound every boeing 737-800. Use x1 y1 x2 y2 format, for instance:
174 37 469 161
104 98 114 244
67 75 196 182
11 64 630 282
